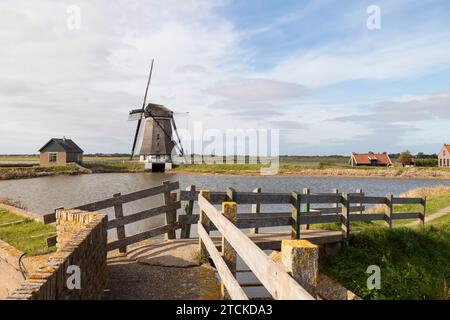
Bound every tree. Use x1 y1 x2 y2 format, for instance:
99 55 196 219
398 150 414 166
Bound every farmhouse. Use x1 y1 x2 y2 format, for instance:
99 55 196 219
349 152 392 167
39 137 83 167
438 144 450 167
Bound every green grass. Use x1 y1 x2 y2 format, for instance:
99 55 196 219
319 192 450 300
321 225 450 299
0 209 56 256
82 161 144 171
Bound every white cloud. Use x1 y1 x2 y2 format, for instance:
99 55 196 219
266 32 450 87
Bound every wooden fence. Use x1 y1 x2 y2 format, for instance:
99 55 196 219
46 181 181 253
179 187 426 240
197 191 314 300
44 182 426 251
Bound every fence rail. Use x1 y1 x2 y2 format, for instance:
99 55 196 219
46 181 180 253
179 187 427 240
197 192 314 300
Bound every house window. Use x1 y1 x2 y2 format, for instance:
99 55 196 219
49 153 57 163
448 159 450 167
156 133 160 140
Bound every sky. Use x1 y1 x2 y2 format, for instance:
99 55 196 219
0 0 449 155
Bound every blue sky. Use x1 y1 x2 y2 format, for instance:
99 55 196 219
0 0 449 155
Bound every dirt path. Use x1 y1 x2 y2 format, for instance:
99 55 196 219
405 205 450 227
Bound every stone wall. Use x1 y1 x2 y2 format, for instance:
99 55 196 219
0 240 25 299
8 209 108 300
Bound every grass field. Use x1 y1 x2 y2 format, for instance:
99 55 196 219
320 186 450 299
173 163 450 179
0 208 56 256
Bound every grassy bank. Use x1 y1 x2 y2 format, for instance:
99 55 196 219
173 163 450 179
82 161 145 172
0 161 145 180
0 165 80 180
0 208 56 256
320 186 450 299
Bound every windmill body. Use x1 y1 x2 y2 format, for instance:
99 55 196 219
129 103 176 171
128 60 186 172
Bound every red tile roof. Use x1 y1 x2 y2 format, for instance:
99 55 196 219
445 144 450 153
352 153 392 165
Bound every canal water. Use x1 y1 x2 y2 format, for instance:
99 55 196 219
1 171 449 241
1 172 449 298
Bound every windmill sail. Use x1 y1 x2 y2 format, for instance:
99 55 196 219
130 59 154 160
128 109 144 121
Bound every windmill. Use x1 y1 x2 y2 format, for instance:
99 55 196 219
128 60 187 172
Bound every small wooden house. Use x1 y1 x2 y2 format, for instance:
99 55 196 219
39 138 83 167
438 144 450 167
349 152 392 167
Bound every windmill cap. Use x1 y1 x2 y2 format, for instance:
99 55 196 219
144 103 173 118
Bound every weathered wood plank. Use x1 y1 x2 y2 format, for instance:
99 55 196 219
300 214 340 225
348 195 387 204
180 185 195 239
221 202 237 298
300 194 341 204
164 181 177 240
113 193 127 253
392 212 421 220
291 192 301 240
312 206 365 214
198 193 314 300
392 197 423 204
349 213 385 221
107 202 181 230
385 193 393 228
198 223 248 300
198 190 211 258
76 181 179 212
341 193 350 241
43 213 56 224
420 196 427 228
251 187 261 234
46 236 57 247
107 223 181 251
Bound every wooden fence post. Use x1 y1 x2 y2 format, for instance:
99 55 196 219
181 185 195 239
227 187 236 201
341 193 350 244
420 196 427 228
251 187 261 234
113 193 127 253
303 188 310 230
385 193 393 229
163 181 177 240
356 188 364 214
198 190 211 259
291 192 301 240
221 201 237 298
332 188 339 214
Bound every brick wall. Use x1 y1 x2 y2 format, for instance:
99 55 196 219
0 240 25 299
8 209 108 300
40 152 67 167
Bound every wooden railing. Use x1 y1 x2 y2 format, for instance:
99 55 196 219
180 187 427 240
197 191 314 300
46 181 181 253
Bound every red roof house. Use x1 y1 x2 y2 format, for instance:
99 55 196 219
349 152 393 167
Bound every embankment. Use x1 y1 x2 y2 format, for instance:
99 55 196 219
173 164 450 180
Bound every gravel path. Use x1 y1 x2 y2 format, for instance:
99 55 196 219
102 241 222 300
